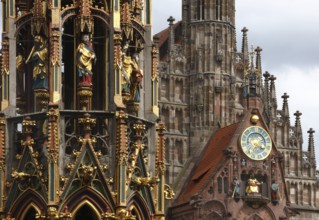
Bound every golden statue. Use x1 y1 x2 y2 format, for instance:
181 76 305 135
245 176 261 194
25 35 48 89
76 34 96 86
16 52 25 97
121 52 142 102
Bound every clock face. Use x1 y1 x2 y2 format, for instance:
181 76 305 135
240 126 272 160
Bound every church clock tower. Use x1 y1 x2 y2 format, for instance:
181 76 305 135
182 0 240 150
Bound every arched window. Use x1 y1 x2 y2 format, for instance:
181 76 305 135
23 207 37 220
223 177 228 193
197 0 205 20
217 176 222 193
290 183 297 204
19 203 43 220
216 0 222 20
290 153 298 175
74 204 99 220
131 206 142 220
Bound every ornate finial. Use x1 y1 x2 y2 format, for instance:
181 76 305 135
20 117 36 149
22 117 36 136
156 120 166 133
294 110 302 119
308 128 315 135
269 75 277 82
133 120 146 137
282 93 289 101
263 71 270 80
255 46 262 53
241 27 248 33
167 16 175 26
75 0 94 34
250 109 260 124
78 113 96 135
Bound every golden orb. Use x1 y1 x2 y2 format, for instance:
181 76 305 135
250 115 259 124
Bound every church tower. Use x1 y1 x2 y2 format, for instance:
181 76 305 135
183 0 239 149
158 0 245 187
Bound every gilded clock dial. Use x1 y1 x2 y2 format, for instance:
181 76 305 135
240 126 272 160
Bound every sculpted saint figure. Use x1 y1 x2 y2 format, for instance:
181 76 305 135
25 35 48 89
232 177 241 197
121 51 143 102
76 34 96 86
245 176 261 194
271 180 279 201
130 53 143 102
16 51 25 97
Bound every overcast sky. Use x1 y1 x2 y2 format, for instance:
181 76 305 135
153 0 319 159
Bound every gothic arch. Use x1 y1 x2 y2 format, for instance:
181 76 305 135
61 6 111 29
20 203 42 220
60 187 113 214
203 200 226 219
14 13 33 37
207 211 223 220
127 193 153 220
247 214 263 220
289 152 298 175
247 205 276 220
72 200 101 219
8 189 47 219
61 4 111 110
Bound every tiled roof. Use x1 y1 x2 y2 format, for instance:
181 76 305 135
155 21 182 48
174 123 240 205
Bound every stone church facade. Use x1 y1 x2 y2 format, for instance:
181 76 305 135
157 0 319 219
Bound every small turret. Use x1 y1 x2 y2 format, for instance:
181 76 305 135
167 16 175 74
167 16 175 57
263 71 271 116
307 128 316 166
294 111 303 146
255 47 262 75
281 93 290 121
269 75 277 117
246 46 262 97
241 27 249 64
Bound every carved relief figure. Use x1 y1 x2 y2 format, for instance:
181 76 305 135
76 34 96 86
25 35 48 89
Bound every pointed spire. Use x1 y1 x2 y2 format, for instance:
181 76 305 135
307 128 316 164
294 111 303 143
245 46 262 97
281 93 290 120
167 16 175 56
241 27 249 63
255 47 262 75
269 75 277 113
263 71 271 113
